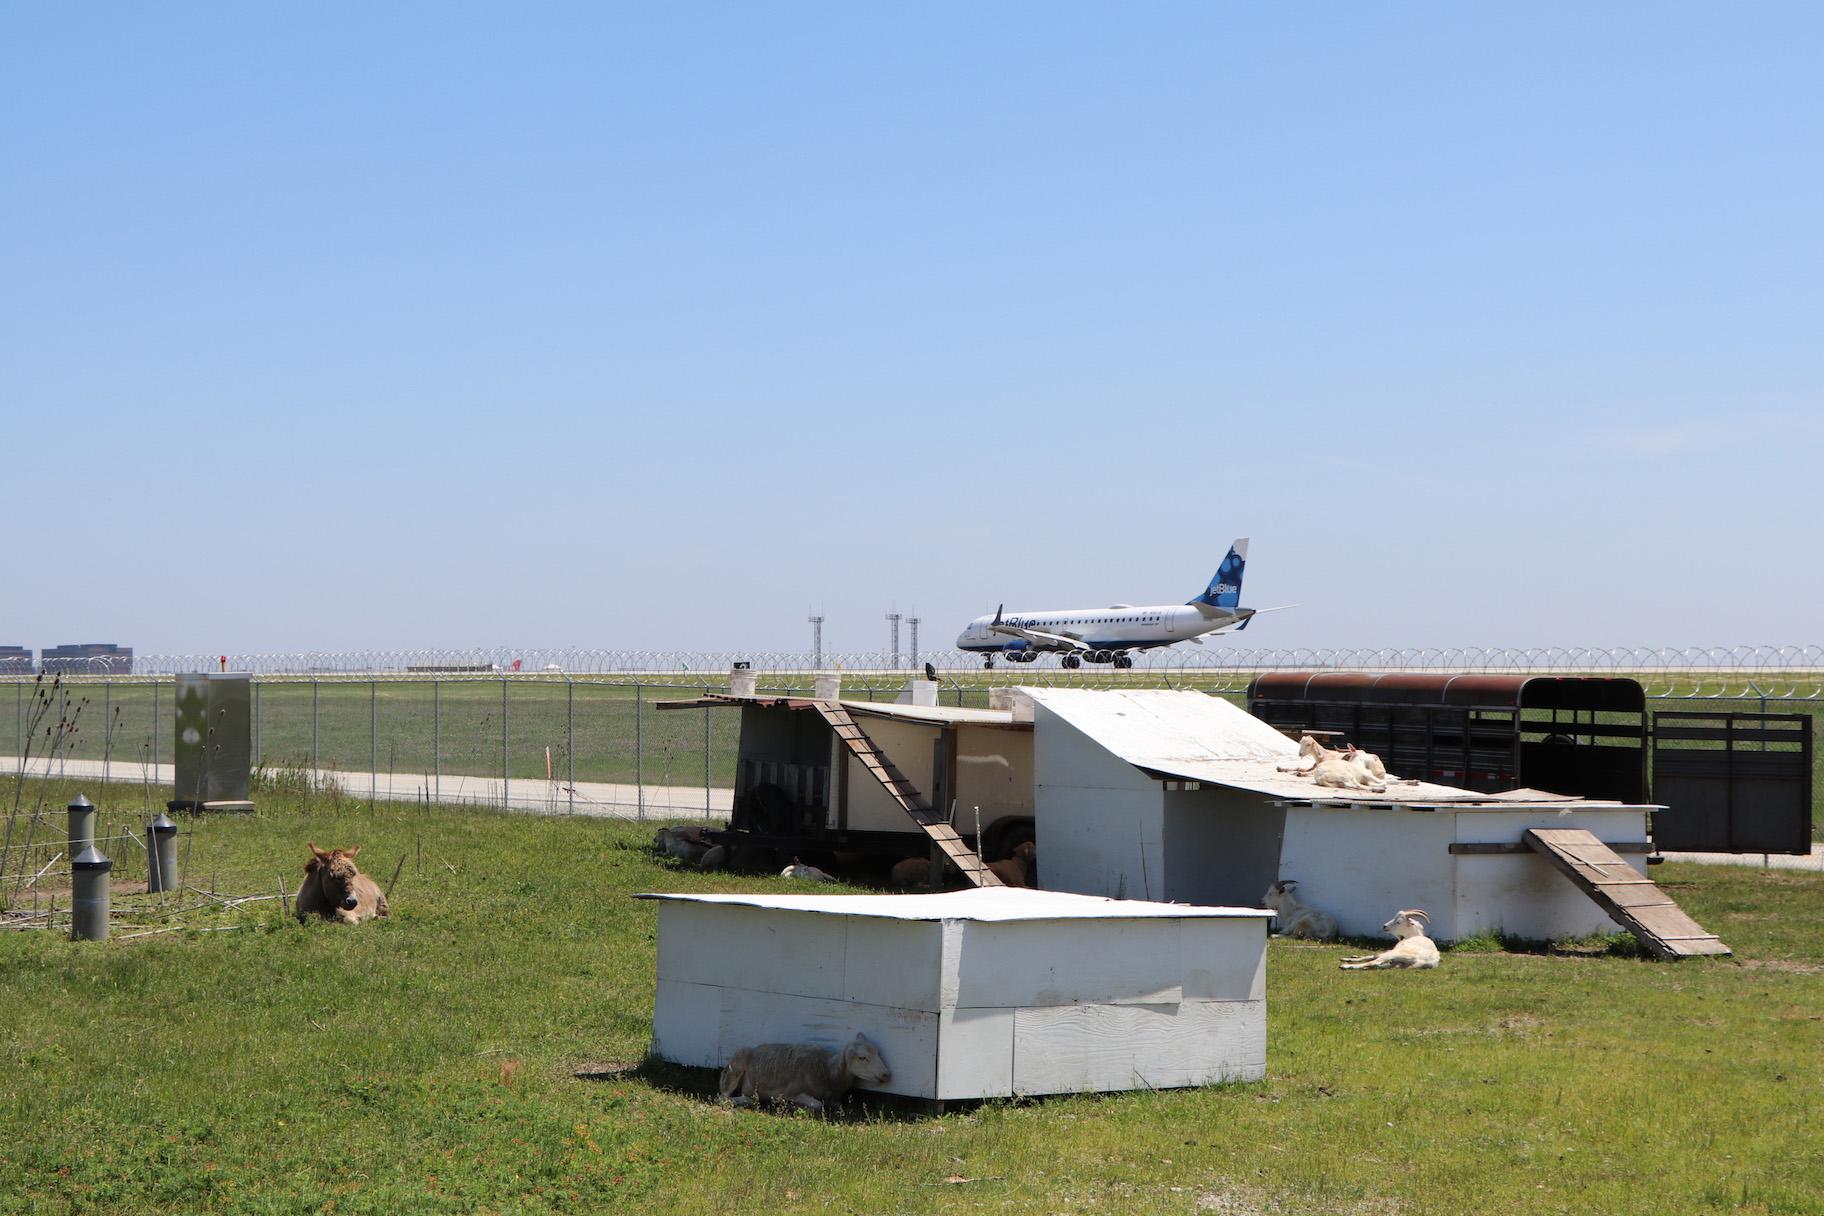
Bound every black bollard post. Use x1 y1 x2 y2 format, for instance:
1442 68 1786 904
67 794 96 862
71 844 111 941
147 810 178 895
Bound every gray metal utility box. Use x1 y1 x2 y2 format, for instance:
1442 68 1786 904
171 673 254 812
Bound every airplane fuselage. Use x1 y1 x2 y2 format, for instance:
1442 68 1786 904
955 539 1265 667
955 603 1238 655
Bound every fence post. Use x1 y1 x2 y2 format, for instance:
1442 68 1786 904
15 683 21 774
703 706 711 820
252 679 260 769
501 677 510 811
369 680 378 807
433 679 441 804
636 682 644 821
566 680 575 815
153 680 160 772
310 678 320 775
103 683 111 785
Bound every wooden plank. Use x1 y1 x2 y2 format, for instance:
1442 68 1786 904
1449 842 1652 855
1011 1001 1266 1095
1523 828 1730 959
657 904 854 1000
936 1006 1015 1100
1180 919 1269 1002
815 702 1001 887
651 979 724 1067
1595 884 1683 910
954 921 1184 1009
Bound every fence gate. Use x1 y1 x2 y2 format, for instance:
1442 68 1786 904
1650 712 1813 854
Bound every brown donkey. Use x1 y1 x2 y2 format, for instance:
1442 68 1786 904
296 843 389 925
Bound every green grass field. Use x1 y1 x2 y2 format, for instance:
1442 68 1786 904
2 776 1821 1214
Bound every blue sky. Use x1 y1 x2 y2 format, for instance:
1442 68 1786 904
4 4 1820 656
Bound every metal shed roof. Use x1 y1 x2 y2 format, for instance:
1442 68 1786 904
635 887 1269 921
1246 672 1646 712
1021 687 1634 809
653 693 1024 728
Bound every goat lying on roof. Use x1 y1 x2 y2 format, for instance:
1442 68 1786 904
1277 735 1389 793
718 1033 892 1112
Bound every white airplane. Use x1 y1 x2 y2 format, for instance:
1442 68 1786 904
954 539 1278 669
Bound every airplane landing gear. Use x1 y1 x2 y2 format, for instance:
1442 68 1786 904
1061 655 1082 670
1114 654 1134 669
983 656 996 670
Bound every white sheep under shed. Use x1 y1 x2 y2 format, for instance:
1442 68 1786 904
641 887 1271 1104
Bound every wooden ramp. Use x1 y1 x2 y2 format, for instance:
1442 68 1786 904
1523 828 1730 958
813 703 1002 888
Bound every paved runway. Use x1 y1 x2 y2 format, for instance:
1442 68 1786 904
1660 844 1824 872
4 756 731 822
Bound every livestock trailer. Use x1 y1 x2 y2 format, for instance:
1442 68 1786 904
642 886 1271 1103
1247 672 1812 854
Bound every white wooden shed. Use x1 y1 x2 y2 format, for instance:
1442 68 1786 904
1021 687 1710 946
642 887 1270 1102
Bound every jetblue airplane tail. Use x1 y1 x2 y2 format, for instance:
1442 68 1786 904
1190 539 1249 609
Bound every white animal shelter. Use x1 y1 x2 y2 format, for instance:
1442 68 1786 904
1021 687 1699 945
642 887 1270 1102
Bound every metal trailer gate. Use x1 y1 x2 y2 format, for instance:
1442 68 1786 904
1648 711 1813 854
1247 673 1813 855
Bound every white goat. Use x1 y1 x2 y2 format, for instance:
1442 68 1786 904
1259 879 1339 940
1276 735 1331 773
718 1033 892 1112
1339 909 1440 970
1343 746 1418 786
780 857 837 883
1310 750 1387 793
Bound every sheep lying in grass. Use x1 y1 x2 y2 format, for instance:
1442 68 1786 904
718 1033 892 1112
1260 879 1339 940
1340 909 1440 970
653 825 711 865
780 857 837 883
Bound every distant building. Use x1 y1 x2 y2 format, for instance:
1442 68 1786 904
40 642 133 675
0 646 30 676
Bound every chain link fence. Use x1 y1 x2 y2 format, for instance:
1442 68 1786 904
18 643 1824 692
6 651 1821 821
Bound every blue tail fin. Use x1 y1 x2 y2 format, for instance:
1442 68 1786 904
1190 539 1248 609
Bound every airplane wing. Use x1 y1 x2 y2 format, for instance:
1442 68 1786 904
989 622 1093 652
